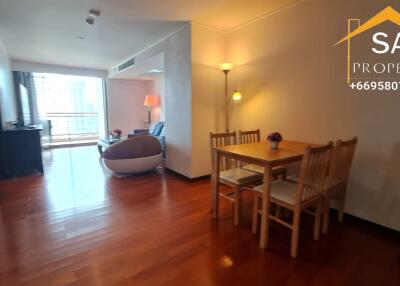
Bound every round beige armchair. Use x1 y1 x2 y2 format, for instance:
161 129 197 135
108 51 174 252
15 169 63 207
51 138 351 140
102 135 162 174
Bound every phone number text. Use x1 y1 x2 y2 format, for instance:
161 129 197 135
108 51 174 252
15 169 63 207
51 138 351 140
349 81 400 91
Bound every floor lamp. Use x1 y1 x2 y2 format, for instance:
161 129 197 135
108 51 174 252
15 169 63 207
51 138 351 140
219 63 241 132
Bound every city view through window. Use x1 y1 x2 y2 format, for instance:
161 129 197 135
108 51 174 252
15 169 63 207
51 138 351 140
33 73 106 146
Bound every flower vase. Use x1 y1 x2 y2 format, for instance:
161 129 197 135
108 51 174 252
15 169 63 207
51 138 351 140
270 141 280 149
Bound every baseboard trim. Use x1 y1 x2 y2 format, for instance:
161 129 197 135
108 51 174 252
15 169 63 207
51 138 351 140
189 174 211 182
340 211 399 236
165 168 211 182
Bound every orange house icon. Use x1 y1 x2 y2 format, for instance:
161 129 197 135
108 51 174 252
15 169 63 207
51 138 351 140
334 6 400 83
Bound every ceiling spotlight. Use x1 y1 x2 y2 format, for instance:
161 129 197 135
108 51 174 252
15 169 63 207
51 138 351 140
86 17 95 25
89 9 101 18
86 9 100 25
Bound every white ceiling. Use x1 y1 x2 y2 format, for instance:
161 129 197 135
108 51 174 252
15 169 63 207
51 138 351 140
0 0 296 70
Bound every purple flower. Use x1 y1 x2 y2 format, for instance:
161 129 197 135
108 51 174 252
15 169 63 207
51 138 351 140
267 132 282 142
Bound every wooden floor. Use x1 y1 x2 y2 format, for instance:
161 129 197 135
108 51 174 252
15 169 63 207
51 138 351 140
0 146 399 286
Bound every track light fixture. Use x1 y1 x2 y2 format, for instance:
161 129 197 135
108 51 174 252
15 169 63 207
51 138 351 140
86 9 101 25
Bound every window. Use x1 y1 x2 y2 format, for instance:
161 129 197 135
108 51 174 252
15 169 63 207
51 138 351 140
33 73 106 145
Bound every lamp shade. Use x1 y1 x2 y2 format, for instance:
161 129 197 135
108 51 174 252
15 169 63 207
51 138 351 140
219 62 234 72
143 95 156 107
232 90 242 101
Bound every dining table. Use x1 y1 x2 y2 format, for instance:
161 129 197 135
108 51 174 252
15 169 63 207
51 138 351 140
211 140 318 249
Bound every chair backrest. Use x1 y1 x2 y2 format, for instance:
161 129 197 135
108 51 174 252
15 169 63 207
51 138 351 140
149 122 165 136
328 137 358 187
296 142 333 204
238 129 260 144
210 131 237 171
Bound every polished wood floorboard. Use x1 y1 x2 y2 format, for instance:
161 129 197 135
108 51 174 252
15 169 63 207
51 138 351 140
0 146 399 286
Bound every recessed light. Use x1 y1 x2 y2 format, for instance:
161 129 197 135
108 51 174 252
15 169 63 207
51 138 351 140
149 69 164 73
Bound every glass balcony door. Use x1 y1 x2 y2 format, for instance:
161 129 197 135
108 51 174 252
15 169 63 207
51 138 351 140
33 73 106 147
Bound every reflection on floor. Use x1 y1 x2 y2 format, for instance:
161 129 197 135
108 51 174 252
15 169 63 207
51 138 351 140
41 146 108 212
0 146 399 286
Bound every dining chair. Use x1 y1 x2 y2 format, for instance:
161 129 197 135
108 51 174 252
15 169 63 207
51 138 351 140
322 137 357 234
238 129 287 179
238 129 261 144
251 142 333 258
210 131 263 225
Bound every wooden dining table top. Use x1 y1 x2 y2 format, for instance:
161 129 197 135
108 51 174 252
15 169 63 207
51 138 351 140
215 140 319 165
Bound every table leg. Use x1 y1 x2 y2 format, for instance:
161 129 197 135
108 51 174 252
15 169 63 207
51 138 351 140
212 149 220 219
259 165 272 249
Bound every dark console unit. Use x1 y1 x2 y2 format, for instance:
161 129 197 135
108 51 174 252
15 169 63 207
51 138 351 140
0 128 43 180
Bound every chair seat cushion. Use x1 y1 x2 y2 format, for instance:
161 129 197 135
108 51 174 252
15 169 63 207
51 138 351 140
220 168 262 185
253 180 297 205
242 164 287 176
286 176 343 195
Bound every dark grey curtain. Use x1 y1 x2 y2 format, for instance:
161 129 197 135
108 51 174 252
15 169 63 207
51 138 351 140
13 71 39 125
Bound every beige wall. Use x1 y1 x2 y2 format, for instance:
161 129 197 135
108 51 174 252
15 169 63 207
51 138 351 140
191 24 226 177
107 79 154 135
225 0 400 230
